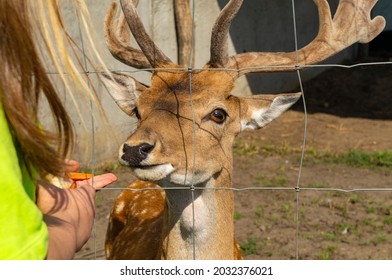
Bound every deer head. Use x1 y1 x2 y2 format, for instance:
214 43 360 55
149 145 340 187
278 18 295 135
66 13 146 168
101 0 307 187
101 0 385 259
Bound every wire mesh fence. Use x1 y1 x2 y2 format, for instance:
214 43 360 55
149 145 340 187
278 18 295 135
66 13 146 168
56 0 392 260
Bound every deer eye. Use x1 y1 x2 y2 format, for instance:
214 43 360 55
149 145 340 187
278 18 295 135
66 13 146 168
209 108 227 124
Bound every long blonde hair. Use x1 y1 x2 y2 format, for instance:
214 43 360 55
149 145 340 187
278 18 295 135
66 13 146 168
0 0 106 177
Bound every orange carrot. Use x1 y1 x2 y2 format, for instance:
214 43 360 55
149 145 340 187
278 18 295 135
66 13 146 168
67 172 93 189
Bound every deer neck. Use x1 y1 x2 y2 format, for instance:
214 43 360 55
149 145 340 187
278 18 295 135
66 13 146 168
158 168 234 260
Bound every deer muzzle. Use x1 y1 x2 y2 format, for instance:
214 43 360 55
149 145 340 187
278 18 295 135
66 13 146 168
120 143 155 167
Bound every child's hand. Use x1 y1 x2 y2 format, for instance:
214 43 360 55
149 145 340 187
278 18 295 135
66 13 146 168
37 160 117 259
65 159 81 172
65 159 117 190
73 173 118 190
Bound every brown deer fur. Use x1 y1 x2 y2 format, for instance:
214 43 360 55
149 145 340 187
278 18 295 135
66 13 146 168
101 0 385 259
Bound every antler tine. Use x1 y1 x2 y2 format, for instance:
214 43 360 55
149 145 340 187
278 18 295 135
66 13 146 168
104 2 151 69
117 0 139 43
120 0 173 68
225 0 386 76
174 0 194 67
209 0 244 68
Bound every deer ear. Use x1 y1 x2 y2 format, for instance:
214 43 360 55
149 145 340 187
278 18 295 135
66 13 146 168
240 92 301 131
100 72 147 116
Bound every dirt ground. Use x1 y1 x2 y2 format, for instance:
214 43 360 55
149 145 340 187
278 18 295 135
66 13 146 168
75 55 392 260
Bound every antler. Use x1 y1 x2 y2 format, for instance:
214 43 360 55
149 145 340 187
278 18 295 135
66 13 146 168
105 0 194 68
119 0 173 67
105 1 150 69
105 0 385 74
174 0 194 66
208 0 386 75
209 0 243 68
105 0 173 69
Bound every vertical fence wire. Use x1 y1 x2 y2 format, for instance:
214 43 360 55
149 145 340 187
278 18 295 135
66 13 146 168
75 8 97 259
290 0 302 260
66 0 392 260
188 64 197 260
189 0 197 261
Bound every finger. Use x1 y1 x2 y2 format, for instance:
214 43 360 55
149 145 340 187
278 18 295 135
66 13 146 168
65 159 80 172
77 173 117 189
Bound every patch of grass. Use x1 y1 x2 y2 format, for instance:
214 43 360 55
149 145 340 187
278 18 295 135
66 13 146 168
303 148 392 170
262 174 286 187
338 223 355 234
361 218 376 227
255 206 264 218
281 204 292 213
349 194 360 204
305 147 333 160
330 150 392 169
317 245 336 260
233 141 261 156
299 208 306 219
253 172 287 187
235 138 392 171
240 237 259 255
254 206 265 227
253 174 266 185
234 211 242 220
272 141 296 156
383 216 392 225
274 175 287 186
321 231 338 241
270 213 280 224
233 140 299 157
372 234 388 245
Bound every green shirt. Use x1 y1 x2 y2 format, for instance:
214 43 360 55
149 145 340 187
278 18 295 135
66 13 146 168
0 102 48 259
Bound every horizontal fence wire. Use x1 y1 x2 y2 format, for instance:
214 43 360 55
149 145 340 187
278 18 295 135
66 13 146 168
46 59 392 75
61 0 392 260
99 186 392 192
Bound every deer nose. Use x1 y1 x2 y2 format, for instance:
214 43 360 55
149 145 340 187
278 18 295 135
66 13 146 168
121 143 155 166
